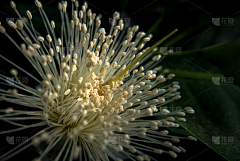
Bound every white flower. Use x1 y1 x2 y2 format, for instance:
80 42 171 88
0 1 196 161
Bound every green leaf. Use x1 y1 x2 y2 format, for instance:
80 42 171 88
200 37 240 87
167 127 192 136
164 36 240 86
170 78 240 161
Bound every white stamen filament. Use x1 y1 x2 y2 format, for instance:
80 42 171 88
0 1 196 161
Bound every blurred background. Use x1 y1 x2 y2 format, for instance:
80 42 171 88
0 0 240 160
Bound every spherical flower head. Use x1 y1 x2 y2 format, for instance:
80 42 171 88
0 1 196 161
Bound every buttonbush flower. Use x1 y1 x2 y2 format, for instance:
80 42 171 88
0 1 196 161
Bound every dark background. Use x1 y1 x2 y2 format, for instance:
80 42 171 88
0 0 240 160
